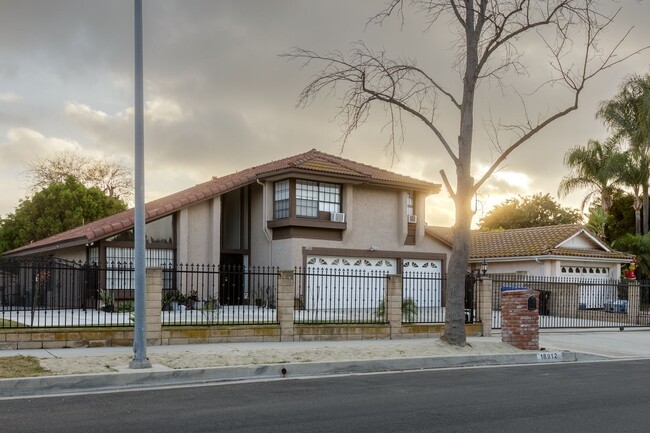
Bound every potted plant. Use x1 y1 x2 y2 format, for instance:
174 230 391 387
162 290 181 311
202 296 219 321
375 298 418 322
99 289 115 313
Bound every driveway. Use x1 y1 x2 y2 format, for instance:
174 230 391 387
539 329 650 357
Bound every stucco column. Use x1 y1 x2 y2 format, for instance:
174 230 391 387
478 278 493 336
145 268 162 345
277 270 295 341
386 274 402 339
627 281 640 325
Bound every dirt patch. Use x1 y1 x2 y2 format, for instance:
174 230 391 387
37 339 524 376
0 355 50 378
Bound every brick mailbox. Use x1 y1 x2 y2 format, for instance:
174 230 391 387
501 287 540 350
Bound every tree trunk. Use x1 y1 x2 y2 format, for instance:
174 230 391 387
643 185 649 234
442 6 479 346
443 189 473 345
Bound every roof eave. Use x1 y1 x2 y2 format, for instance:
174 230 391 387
3 236 90 257
257 168 440 193
470 255 632 264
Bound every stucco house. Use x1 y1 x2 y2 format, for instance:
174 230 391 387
426 224 633 279
4 149 451 301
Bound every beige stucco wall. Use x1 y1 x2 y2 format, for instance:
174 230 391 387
42 245 88 263
250 182 273 267
270 184 448 269
176 197 220 265
561 235 596 249
482 260 551 276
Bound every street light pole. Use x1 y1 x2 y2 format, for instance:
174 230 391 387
130 0 151 369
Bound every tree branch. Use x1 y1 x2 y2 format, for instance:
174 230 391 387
282 43 460 164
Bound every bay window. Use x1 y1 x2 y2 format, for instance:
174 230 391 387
274 179 342 220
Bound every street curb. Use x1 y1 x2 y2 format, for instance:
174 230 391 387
0 351 608 397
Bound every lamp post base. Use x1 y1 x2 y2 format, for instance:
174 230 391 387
129 358 152 369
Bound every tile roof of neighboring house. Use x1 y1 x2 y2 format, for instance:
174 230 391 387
425 224 633 261
6 149 440 256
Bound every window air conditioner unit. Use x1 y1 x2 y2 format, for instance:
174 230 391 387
407 214 418 224
331 212 346 223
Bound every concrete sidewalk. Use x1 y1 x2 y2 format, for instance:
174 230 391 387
0 330 648 398
539 328 650 358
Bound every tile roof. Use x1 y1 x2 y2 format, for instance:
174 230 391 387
426 224 632 261
6 149 440 255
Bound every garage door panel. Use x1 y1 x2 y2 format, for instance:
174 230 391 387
306 255 395 310
403 259 443 308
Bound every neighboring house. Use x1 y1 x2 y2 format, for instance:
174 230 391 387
426 224 633 280
4 149 450 304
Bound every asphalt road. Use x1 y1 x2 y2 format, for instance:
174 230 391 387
2 360 649 433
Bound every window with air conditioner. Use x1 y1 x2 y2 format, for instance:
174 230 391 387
273 179 342 220
407 192 416 224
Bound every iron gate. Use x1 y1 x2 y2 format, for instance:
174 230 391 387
491 275 650 329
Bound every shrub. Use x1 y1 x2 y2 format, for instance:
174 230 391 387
376 298 418 322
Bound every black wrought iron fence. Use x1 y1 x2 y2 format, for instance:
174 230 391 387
491 274 650 329
0 258 279 328
402 271 445 323
291 269 482 325
293 267 389 324
161 264 279 326
0 257 133 328
641 280 650 313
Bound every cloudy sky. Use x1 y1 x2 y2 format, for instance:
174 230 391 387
0 1 648 228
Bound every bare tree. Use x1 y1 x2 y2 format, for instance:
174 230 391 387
25 151 134 203
284 0 646 345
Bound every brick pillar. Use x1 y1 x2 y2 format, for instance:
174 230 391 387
501 288 539 350
628 281 640 325
277 270 295 342
146 268 162 345
386 274 402 339
478 278 493 336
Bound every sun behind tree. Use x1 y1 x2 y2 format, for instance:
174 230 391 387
479 193 582 231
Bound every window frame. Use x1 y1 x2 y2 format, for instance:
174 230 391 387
273 178 342 220
273 179 290 219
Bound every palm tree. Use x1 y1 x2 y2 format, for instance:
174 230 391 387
558 139 625 215
618 148 649 235
598 74 650 233
586 207 607 241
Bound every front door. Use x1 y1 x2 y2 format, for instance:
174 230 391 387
220 254 245 305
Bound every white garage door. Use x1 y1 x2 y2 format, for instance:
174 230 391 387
403 259 443 307
305 255 396 310
561 265 614 309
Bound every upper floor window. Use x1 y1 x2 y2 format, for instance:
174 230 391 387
273 179 341 219
296 180 341 217
274 180 290 219
407 192 414 216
